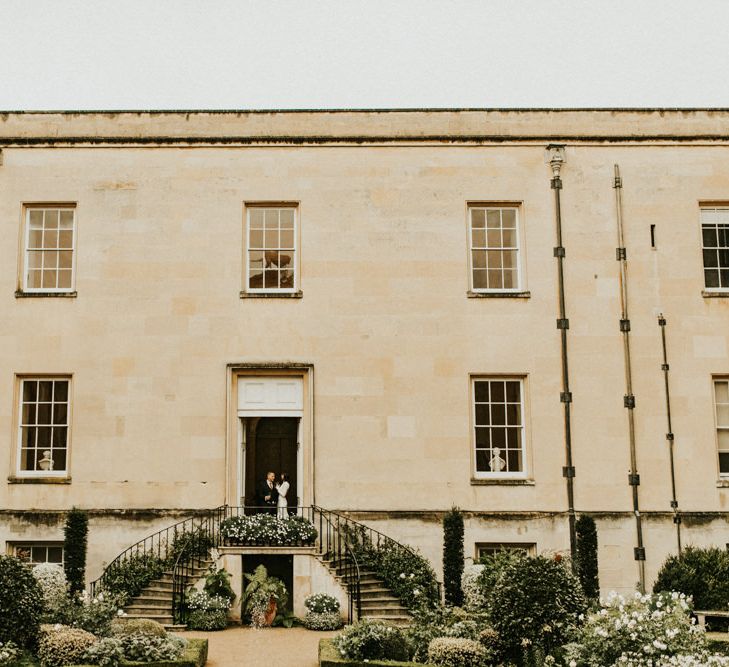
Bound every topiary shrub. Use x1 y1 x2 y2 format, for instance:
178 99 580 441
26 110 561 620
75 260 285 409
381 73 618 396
109 617 166 638
332 619 409 661
575 514 600 600
428 636 486 667
407 606 487 663
119 633 187 662
38 625 96 667
187 609 228 631
486 554 587 665
0 554 44 649
82 637 124 667
654 546 729 612
302 611 343 631
64 508 89 596
443 508 464 607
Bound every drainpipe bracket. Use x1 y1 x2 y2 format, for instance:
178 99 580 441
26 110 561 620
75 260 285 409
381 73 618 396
661 363 669 371
620 319 631 332
560 392 573 403
628 473 641 486
556 318 570 330
562 466 576 478
553 246 565 258
634 547 646 561
624 394 636 409
666 432 674 441
616 247 627 261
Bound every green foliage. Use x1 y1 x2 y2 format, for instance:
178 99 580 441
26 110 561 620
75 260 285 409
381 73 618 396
0 555 43 650
242 565 288 627
575 515 600 600
203 565 236 603
119 633 186 662
654 546 729 612
187 609 228 631
0 640 20 666
332 619 410 661
442 508 464 607
476 547 525 596
166 528 214 565
427 636 486 667
38 625 96 667
407 605 490 663
32 564 68 623
109 617 166 638
304 593 340 614
82 637 124 667
485 554 587 665
347 526 440 612
302 611 343 631
63 508 89 596
101 551 165 604
272 610 297 628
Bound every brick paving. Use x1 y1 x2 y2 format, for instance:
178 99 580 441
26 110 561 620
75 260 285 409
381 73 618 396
180 626 339 667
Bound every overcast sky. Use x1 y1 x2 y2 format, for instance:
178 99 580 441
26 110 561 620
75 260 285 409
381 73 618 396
3 0 729 110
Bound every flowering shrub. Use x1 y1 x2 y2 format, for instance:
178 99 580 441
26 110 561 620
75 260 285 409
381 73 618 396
486 554 586 665
427 636 487 667
563 591 729 667
0 641 19 666
187 589 230 612
33 564 69 621
101 551 165 604
202 564 236 604
220 514 317 545
0 554 43 649
461 564 487 611
243 565 288 628
82 637 124 667
332 619 410 661
38 625 96 667
407 606 490 663
304 593 340 614
187 609 228 631
49 590 123 637
302 610 343 631
119 633 186 662
109 617 166 638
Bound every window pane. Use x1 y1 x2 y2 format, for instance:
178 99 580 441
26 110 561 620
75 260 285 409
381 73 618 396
486 251 502 269
29 210 43 228
44 210 59 228
486 210 500 228
249 229 264 248
502 229 517 247
473 270 487 289
57 270 72 289
475 404 490 425
475 427 489 446
44 230 58 248
720 269 729 287
280 270 293 288
491 382 505 402
58 231 73 249
474 382 489 402
37 427 51 447
475 450 489 472
703 249 719 268
248 270 263 288
39 381 53 402
507 404 521 425
59 210 73 229
720 452 729 473
471 229 486 247
491 428 506 448
15 547 31 562
22 427 36 447
280 229 295 248
719 225 729 247
702 226 718 247
278 252 293 268
22 448 35 470
29 230 43 247
264 230 278 248
264 269 278 288
22 404 36 425
491 404 506 425
487 230 501 247
472 250 487 269
506 381 521 402
31 547 46 563
716 381 729 403
264 209 279 228
507 449 522 472
59 251 73 269
249 251 264 268
37 404 52 424
503 269 518 289
52 449 66 471
501 209 516 228
717 405 729 426
42 270 57 289
23 381 37 402
487 269 502 288
27 251 43 269
47 547 63 563
471 209 485 228
53 404 67 425
54 381 68 402
705 269 720 288
249 208 264 228
280 209 294 229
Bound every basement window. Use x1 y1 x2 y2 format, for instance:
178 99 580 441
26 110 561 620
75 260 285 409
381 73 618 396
12 542 64 566
476 542 536 560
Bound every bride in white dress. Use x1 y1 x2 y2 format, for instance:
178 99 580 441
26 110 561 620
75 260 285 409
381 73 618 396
276 473 290 519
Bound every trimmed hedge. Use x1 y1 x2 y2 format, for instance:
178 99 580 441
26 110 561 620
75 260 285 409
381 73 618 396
575 514 600 600
64 508 89 596
442 508 464 607
319 638 435 667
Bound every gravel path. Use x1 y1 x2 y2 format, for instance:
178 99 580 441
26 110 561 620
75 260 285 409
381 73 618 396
180 626 338 667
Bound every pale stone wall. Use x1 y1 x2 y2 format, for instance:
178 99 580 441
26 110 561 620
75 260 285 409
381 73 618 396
0 110 728 593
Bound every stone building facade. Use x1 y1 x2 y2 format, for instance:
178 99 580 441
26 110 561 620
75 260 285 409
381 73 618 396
0 109 727 595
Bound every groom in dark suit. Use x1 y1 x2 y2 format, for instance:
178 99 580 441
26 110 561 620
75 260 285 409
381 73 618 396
257 471 278 514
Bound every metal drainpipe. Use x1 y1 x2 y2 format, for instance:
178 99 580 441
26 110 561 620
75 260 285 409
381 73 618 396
547 145 577 563
613 165 646 592
658 314 682 553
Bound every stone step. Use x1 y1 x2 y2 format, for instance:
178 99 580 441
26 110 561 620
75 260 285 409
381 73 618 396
142 584 174 593
359 597 402 607
359 587 394 597
127 597 171 608
124 613 173 623
164 625 188 632
126 604 173 614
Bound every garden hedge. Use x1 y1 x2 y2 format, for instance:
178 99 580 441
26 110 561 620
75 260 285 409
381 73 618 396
318 639 435 667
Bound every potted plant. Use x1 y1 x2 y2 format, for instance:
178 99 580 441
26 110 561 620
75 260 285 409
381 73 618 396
242 564 288 628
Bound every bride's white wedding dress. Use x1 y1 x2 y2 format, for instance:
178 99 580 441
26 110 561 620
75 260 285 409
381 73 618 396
276 481 289 519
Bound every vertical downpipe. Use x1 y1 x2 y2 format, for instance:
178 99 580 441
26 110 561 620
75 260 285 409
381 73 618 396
613 165 646 592
658 315 682 553
547 145 577 562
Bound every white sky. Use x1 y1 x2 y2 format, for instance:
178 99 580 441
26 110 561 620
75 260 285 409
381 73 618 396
2 0 729 110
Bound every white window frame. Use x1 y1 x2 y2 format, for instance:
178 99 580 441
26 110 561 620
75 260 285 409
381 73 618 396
700 206 729 293
16 376 71 478
476 542 536 560
22 205 77 293
713 377 729 478
244 204 298 294
467 204 523 293
11 542 65 566
471 376 528 479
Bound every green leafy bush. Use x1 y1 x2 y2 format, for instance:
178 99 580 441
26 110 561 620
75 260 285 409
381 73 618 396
220 513 317 545
302 611 343 631
442 508 464 607
187 609 228 631
476 548 525 600
203 565 236 604
64 508 89 596
575 515 600 600
563 590 729 667
304 593 340 614
407 606 490 663
243 565 288 627
427 636 486 667
109 617 166 638
101 551 165 604
82 637 124 667
486 554 586 665
38 625 96 667
0 640 19 666
461 564 486 611
654 546 729 612
332 619 409 661
32 564 69 622
0 554 43 649
119 633 186 662
48 591 122 637
166 528 214 565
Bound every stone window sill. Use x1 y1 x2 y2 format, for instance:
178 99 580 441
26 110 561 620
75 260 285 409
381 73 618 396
240 291 303 299
717 479 729 488
470 478 535 486
702 290 729 298
15 291 78 298
467 290 531 299
8 476 71 484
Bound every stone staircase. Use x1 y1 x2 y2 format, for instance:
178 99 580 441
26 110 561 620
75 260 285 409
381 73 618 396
320 555 412 626
123 558 212 631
